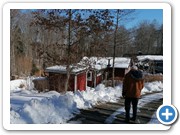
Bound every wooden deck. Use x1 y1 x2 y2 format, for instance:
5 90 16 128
69 92 163 124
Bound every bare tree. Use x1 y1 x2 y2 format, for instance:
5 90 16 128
32 9 91 92
10 10 20 76
111 9 135 87
134 20 161 54
32 9 115 91
115 26 133 56
11 10 40 77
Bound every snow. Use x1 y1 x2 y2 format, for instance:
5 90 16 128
80 56 131 70
80 57 109 70
10 77 34 91
10 79 163 124
45 65 87 74
137 55 163 61
45 57 131 74
110 57 131 68
141 81 163 95
10 79 27 91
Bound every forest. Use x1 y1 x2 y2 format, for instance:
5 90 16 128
10 9 163 78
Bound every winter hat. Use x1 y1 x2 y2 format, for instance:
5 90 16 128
131 65 138 70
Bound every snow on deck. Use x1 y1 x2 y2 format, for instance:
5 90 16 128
110 57 131 68
45 65 87 74
137 55 163 61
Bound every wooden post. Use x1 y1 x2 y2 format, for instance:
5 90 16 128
94 71 96 87
85 71 87 90
105 72 108 87
74 75 77 92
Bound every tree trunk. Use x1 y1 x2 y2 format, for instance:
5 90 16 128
112 10 119 87
65 9 72 92
64 65 71 93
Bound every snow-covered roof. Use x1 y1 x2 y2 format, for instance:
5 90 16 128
45 57 131 73
110 57 131 68
137 55 163 61
45 65 87 74
80 56 131 70
80 57 108 70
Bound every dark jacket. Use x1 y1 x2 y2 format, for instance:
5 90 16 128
122 69 144 98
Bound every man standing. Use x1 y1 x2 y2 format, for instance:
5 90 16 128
122 66 144 122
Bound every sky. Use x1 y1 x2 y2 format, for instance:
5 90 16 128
124 9 163 29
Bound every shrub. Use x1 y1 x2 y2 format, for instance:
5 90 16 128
144 74 163 82
31 63 40 75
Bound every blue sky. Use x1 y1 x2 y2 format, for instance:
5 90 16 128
124 9 163 29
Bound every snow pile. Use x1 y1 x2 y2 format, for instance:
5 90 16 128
10 77 34 91
10 79 27 91
73 84 122 109
10 82 122 124
11 91 78 124
22 94 77 124
10 79 163 124
141 81 163 95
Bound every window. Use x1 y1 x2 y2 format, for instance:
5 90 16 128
87 71 92 81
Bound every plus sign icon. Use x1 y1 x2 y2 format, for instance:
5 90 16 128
157 105 178 125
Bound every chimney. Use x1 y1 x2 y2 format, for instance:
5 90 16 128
107 58 111 68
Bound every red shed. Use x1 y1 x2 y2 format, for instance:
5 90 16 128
80 57 108 87
45 65 87 93
107 57 132 79
80 57 132 87
87 69 106 87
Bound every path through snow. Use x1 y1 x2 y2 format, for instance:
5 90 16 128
105 93 162 124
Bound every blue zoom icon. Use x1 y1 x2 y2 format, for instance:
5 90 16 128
157 105 178 125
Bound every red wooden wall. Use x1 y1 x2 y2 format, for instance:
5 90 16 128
96 75 102 86
87 71 103 87
77 72 86 91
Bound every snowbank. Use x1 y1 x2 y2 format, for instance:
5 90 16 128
10 79 26 91
10 79 163 124
10 81 122 124
141 81 163 95
10 77 34 92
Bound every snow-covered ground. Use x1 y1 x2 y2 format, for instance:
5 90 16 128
10 79 163 124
